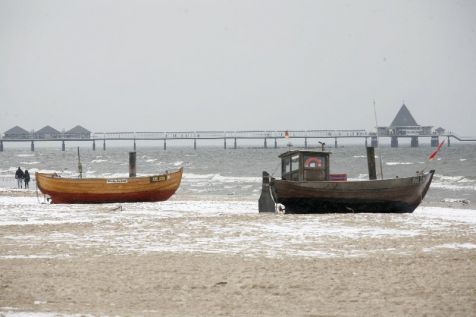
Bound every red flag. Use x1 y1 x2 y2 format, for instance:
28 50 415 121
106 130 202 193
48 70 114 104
428 139 445 161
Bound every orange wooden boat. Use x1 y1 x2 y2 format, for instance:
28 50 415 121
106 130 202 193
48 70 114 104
36 168 183 204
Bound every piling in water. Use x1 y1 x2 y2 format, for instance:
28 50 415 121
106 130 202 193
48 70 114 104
129 152 136 177
366 146 377 180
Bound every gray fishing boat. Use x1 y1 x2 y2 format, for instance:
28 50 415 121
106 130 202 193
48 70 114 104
259 149 434 213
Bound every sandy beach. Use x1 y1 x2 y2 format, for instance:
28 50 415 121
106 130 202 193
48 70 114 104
0 251 475 316
1 191 476 316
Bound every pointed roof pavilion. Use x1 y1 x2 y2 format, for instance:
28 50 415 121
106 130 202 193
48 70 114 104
36 125 60 135
4 125 29 135
66 125 90 134
390 104 418 127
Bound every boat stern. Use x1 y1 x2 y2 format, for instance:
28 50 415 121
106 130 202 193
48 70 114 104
258 171 276 212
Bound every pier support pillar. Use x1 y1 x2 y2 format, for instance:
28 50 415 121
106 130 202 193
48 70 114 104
334 138 338 149
431 136 439 147
163 139 167 150
0 140 3 152
92 140 96 151
224 138 227 149
304 138 308 149
411 136 419 147
234 138 237 149
31 141 35 152
391 136 399 148
264 138 267 149
371 136 378 147
61 141 65 151
274 138 278 149
103 139 106 151
133 140 136 151
194 139 197 150
365 137 368 147
447 136 450 147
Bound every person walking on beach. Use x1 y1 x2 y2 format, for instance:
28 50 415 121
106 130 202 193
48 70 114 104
24 170 30 189
15 167 24 189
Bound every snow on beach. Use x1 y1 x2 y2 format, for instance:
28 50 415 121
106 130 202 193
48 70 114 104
0 194 475 260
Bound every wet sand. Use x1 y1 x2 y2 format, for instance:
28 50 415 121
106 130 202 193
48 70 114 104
1 251 475 316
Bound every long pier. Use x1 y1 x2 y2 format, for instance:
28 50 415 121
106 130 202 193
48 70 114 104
0 130 475 152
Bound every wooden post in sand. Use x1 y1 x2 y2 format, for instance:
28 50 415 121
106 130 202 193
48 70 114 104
366 146 377 180
129 152 136 177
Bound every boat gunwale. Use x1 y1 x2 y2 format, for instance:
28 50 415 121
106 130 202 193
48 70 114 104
272 169 434 190
36 167 183 183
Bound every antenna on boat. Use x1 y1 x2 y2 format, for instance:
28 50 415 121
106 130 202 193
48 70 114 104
77 147 83 179
373 100 384 180
318 141 325 151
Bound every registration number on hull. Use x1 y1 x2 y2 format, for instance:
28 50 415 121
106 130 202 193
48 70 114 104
150 175 167 183
106 179 128 184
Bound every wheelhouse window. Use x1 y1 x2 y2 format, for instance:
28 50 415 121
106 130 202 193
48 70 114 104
282 157 291 174
291 155 300 171
303 155 326 169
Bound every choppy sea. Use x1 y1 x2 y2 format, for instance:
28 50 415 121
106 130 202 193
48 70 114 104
1 144 475 202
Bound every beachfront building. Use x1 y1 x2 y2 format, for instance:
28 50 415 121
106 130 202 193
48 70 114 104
35 125 61 139
65 125 91 139
3 126 31 139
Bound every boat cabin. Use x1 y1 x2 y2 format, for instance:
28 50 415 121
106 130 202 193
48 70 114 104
279 150 331 181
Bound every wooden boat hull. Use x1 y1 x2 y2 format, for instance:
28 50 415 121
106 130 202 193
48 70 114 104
36 168 182 204
270 170 434 213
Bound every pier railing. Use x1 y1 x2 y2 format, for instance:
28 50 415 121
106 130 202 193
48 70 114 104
89 129 369 140
0 129 474 152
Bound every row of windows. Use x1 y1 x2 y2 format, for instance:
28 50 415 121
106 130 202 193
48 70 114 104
282 155 326 174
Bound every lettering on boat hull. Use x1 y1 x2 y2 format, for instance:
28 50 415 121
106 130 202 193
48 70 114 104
106 179 128 184
150 175 168 183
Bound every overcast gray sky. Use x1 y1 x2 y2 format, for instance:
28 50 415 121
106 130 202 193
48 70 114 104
1 0 475 135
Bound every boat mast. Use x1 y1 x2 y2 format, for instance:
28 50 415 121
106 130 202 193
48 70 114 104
373 100 384 180
77 147 83 179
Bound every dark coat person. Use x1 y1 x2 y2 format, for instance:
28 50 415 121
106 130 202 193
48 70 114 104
15 167 24 189
24 170 31 189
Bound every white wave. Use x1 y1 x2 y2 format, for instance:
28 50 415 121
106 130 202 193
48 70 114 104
91 159 108 163
441 198 471 204
173 161 183 166
19 161 40 165
16 154 35 157
183 173 260 183
431 182 476 191
146 159 157 162
460 158 467 161
347 174 369 181
431 174 476 191
385 162 414 166
434 174 466 182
